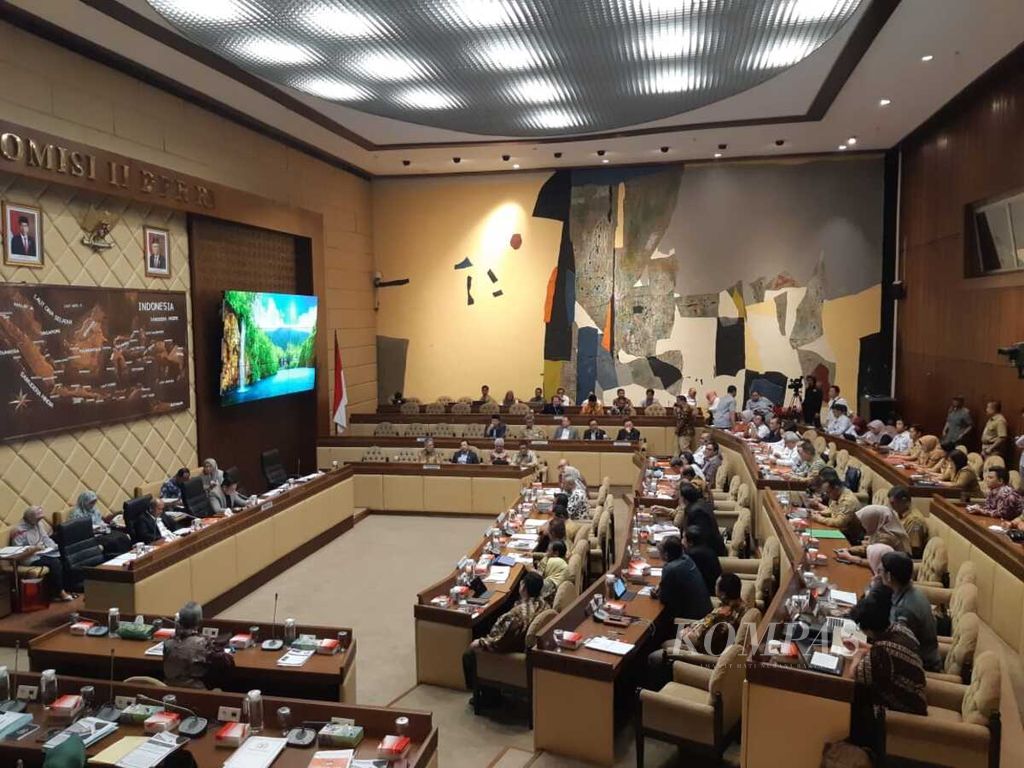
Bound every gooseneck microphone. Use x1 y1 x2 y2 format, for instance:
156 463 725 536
261 593 284 651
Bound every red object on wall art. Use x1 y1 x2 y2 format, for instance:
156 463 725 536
510 233 523 249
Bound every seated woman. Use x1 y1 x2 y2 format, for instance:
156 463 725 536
208 476 250 515
160 468 190 501
942 450 979 494
200 458 223 492
861 420 887 446
489 438 510 465
536 540 569 603
836 505 911 564
67 491 131 556
501 390 518 408
11 506 74 601
163 601 234 689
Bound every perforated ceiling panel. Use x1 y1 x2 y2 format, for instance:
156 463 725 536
0 172 196 533
147 0 864 137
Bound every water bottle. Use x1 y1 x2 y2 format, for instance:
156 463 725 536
244 690 264 733
0 666 9 701
108 607 120 635
40 669 58 708
283 618 297 644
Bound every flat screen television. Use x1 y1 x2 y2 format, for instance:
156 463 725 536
219 290 317 406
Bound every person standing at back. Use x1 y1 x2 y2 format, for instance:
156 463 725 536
941 396 973 446
708 386 736 429
801 376 823 427
980 400 1008 458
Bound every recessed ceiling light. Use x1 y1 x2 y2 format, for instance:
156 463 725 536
509 78 564 104
713 152 722 158
634 0 700 15
295 78 370 101
847 136 857 145
306 7 379 37
153 0 242 22
355 53 421 80
646 70 697 94
787 0 851 23
879 98 891 106
647 26 703 58
475 40 537 70
601 158 609 164
232 38 314 65
758 40 816 68
529 109 580 130
921 54 934 62
512 163 520 169
838 144 848 150
441 0 518 28
395 88 458 109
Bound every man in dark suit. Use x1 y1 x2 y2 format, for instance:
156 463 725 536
148 236 167 271
582 420 607 440
134 499 178 544
10 216 35 257
451 440 481 465
484 415 507 439
616 419 642 441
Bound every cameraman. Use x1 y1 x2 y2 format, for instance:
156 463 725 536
801 375 823 427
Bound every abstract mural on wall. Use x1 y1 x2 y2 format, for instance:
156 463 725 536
535 158 884 406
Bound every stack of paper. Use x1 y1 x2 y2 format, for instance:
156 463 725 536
223 736 287 768
277 648 315 667
583 637 635 656
484 566 511 584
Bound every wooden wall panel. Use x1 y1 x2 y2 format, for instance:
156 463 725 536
189 216 316 490
896 45 1024 445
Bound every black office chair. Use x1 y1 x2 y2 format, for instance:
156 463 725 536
123 495 154 543
54 518 104 593
261 449 289 490
182 477 214 518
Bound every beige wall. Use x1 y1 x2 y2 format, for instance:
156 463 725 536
373 174 561 400
0 21 377 419
0 170 194 530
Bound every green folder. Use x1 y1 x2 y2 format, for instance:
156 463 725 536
808 528 847 540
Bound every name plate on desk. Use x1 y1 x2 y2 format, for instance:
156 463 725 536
530 440 549 445
260 501 273 512
613 441 632 447
422 464 441 470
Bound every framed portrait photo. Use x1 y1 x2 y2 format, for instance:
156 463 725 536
143 226 171 278
3 202 43 268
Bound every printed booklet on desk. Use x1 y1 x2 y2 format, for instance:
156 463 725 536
222 736 287 768
309 750 354 767
276 648 315 667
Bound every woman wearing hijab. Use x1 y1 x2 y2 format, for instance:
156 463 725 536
11 506 74 601
862 420 887 446
67 491 132 556
200 458 223 491
837 506 910 562
863 543 895 590
675 483 726 556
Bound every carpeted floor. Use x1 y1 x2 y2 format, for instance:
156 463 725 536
218 505 737 768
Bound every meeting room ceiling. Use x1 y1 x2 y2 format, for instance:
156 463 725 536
3 0 1024 176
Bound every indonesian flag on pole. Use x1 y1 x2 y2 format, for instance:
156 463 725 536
332 332 348 434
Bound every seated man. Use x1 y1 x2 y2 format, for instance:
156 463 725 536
553 416 577 440
763 415 783 444
209 476 249 515
651 535 711 643
68 490 131 556
451 440 481 465
463 571 546 699
160 468 190 501
135 499 178 544
582 419 607 440
808 468 865 544
484 415 507 438
641 388 659 408
11 506 74 601
769 431 801 466
790 440 827 478
489 438 510 465
419 437 444 463
554 387 573 407
966 465 1023 521
744 390 773 418
825 403 853 437
887 419 913 454
746 412 769 440
646 572 744 690
580 394 605 416
512 441 539 470
880 552 941 672
528 387 545 404
611 388 634 415
701 440 723 489
889 485 929 559
521 413 546 440
541 395 565 415
616 419 641 441
478 384 495 404
683 525 721 595
163 601 234 689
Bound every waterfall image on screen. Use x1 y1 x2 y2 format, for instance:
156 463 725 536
219 291 317 406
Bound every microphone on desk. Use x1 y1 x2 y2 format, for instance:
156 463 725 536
136 693 208 737
0 640 26 712
95 649 122 723
261 593 284 651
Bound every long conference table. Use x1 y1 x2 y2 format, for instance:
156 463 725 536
0 672 437 768
29 615 356 702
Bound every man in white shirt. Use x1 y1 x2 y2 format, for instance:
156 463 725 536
746 413 770 440
825 403 853 437
770 432 801 466
555 387 573 407
692 434 708 467
824 385 848 429
685 388 698 407
887 419 913 454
